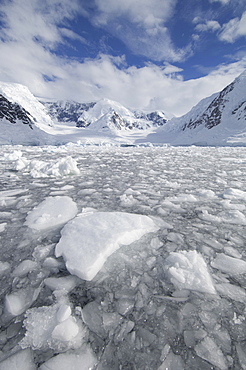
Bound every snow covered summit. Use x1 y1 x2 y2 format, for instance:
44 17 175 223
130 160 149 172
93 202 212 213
144 70 246 146
44 97 169 131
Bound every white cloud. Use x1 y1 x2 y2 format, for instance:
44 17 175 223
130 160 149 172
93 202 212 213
0 0 245 118
219 11 246 42
209 0 230 4
81 0 192 62
195 20 221 33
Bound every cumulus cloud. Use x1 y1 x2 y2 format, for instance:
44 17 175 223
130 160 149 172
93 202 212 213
219 11 246 42
195 20 221 33
0 0 245 118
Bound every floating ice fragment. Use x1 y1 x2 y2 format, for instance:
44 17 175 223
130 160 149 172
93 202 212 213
55 211 159 281
44 276 79 292
15 156 80 178
0 348 35 370
222 188 246 200
39 347 97 370
165 250 216 294
12 259 38 277
0 223 7 233
25 196 78 230
5 287 40 317
0 261 10 275
21 302 85 351
158 351 185 370
216 283 246 302
195 336 228 370
211 253 246 275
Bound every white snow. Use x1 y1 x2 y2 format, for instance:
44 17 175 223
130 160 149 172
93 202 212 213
55 211 159 280
165 250 216 294
25 196 78 230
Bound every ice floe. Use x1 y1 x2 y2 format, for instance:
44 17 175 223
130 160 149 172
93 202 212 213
55 211 160 280
25 196 78 230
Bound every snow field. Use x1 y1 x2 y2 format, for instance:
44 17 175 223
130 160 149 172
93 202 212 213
0 145 245 369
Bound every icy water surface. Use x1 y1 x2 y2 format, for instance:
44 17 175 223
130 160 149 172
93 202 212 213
0 145 246 369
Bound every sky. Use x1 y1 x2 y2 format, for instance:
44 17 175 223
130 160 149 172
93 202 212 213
0 0 246 116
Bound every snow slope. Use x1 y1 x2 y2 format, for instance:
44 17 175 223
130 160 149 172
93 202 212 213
0 82 54 130
143 70 246 146
44 98 169 131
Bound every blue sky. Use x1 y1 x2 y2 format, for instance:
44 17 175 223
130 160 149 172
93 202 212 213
0 0 246 116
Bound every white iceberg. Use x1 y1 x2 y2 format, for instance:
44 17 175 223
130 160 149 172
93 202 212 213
55 211 159 281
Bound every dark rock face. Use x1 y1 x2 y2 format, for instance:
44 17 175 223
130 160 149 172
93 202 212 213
183 82 236 131
0 94 33 128
43 101 96 127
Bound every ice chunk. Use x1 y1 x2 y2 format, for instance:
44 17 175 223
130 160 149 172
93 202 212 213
0 223 7 233
82 301 105 338
39 347 97 370
195 336 228 369
0 348 35 370
21 302 85 351
56 304 72 322
211 253 246 275
15 156 80 178
44 276 79 292
165 250 216 294
0 261 10 275
216 283 246 302
12 260 38 277
222 188 246 200
25 196 78 231
51 316 79 342
158 351 185 370
55 211 159 281
4 287 40 317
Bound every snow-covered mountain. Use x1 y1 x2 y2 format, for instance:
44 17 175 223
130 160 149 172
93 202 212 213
43 100 96 127
0 82 54 130
144 70 246 146
0 83 55 145
43 98 169 131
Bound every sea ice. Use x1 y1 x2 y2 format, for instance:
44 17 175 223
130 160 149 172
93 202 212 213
15 156 80 178
211 253 246 275
25 196 78 231
4 287 40 317
55 211 159 280
165 250 216 294
216 283 246 302
21 301 85 351
195 336 228 369
39 347 97 370
12 260 38 277
44 276 79 292
0 348 35 370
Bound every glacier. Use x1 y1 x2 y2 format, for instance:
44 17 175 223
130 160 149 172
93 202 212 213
0 144 246 369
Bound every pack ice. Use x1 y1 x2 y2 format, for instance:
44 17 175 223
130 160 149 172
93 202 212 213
55 211 160 280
